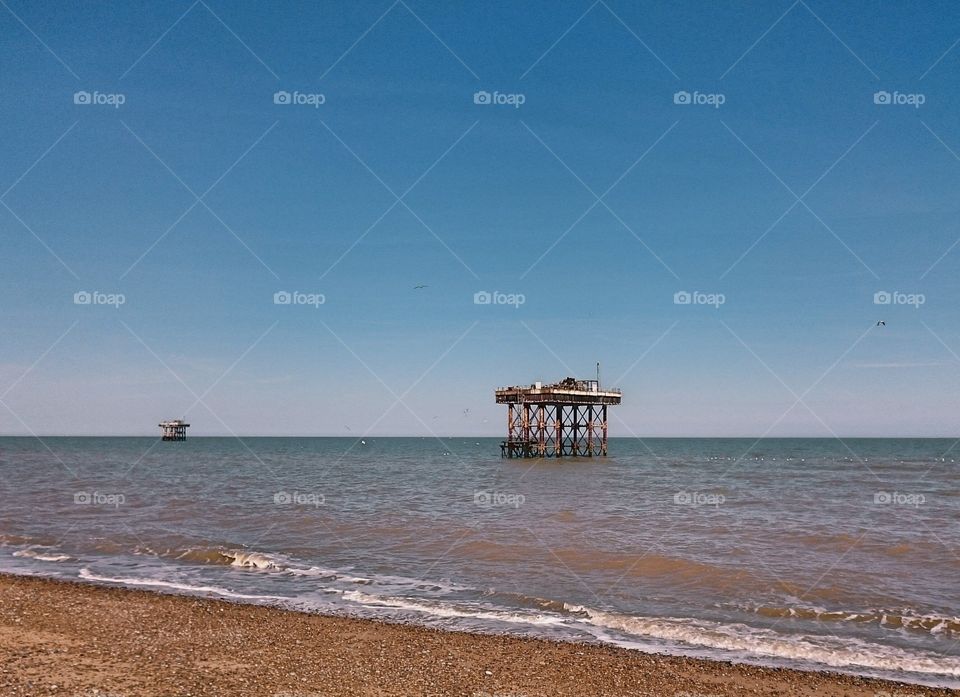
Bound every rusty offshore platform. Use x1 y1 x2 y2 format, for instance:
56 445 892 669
495 376 621 458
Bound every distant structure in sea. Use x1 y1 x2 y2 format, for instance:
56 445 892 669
495 370 621 458
159 419 190 441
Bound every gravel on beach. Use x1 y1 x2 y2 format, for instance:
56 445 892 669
1 573 956 697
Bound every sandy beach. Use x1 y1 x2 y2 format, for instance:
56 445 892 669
0 573 955 697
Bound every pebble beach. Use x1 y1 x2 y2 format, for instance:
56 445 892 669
2 574 957 697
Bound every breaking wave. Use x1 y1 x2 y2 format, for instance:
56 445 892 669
78 568 287 601
747 603 960 636
566 605 960 677
12 547 71 563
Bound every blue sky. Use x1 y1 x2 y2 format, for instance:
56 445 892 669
2 0 960 436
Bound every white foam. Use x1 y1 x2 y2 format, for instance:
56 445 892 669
226 551 286 570
284 564 465 594
338 592 960 676
78 568 288 601
343 590 566 627
286 565 340 580
568 605 960 677
12 548 71 562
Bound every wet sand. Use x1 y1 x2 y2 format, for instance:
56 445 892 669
1 573 956 696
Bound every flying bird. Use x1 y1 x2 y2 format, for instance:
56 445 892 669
414 284 428 290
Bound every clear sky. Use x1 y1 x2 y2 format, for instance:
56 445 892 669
2 1 960 437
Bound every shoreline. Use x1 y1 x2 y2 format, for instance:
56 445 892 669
2 573 957 696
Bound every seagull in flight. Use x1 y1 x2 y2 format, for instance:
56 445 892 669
414 284 428 290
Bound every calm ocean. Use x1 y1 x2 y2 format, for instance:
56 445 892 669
1 437 957 687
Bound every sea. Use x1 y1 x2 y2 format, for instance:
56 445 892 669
0 436 958 688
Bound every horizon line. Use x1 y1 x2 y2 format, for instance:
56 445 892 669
1 434 959 440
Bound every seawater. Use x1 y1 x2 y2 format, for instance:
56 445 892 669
1 437 958 687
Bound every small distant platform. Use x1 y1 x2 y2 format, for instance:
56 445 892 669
159 420 190 441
